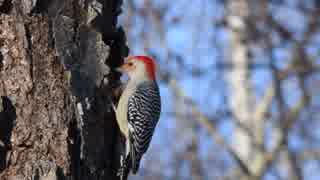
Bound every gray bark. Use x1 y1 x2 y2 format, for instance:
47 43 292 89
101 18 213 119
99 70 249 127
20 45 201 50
0 0 128 179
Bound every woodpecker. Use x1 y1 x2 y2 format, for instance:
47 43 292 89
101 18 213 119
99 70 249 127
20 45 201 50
115 56 161 179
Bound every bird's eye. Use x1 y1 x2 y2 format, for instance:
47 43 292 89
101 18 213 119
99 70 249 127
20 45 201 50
128 62 133 66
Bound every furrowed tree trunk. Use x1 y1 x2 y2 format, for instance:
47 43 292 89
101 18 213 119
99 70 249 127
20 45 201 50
0 0 127 179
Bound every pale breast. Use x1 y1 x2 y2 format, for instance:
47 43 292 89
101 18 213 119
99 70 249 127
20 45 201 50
116 83 137 138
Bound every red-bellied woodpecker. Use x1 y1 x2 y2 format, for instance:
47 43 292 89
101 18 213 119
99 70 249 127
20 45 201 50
115 56 161 179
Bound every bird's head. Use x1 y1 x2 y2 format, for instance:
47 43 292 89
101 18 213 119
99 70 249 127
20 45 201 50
117 56 157 81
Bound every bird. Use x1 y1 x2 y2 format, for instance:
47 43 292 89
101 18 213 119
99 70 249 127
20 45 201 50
115 55 161 179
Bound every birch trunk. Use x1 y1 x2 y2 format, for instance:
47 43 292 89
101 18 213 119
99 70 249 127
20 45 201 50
227 0 253 166
227 1 271 179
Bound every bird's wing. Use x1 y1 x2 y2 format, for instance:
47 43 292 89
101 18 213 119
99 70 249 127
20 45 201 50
127 81 161 173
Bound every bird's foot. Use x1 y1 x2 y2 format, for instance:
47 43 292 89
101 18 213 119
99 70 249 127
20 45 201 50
117 164 127 180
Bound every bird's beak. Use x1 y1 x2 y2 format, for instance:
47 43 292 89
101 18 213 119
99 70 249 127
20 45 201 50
115 64 126 73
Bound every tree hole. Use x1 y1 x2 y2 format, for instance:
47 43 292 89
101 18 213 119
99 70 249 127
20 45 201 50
31 0 53 14
0 96 16 172
0 0 13 14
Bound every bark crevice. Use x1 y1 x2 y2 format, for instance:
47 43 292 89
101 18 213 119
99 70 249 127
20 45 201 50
0 0 12 14
31 0 54 14
0 96 16 172
0 51 3 70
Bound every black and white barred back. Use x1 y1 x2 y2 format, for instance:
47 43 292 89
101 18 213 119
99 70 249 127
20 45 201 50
127 81 161 173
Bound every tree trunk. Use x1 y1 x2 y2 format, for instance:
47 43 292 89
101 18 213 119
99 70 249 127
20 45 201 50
0 0 127 179
227 0 253 164
227 0 268 179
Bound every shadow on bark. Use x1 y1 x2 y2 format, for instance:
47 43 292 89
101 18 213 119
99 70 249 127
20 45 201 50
0 52 3 70
0 96 16 172
0 0 12 14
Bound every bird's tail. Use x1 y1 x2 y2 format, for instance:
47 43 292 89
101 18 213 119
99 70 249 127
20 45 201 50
130 144 141 174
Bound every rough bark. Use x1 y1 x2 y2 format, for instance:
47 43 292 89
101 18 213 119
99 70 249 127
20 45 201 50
0 0 128 179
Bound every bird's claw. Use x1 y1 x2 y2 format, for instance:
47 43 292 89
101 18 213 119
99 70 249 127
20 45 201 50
117 164 127 180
